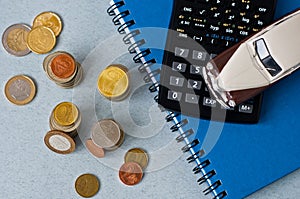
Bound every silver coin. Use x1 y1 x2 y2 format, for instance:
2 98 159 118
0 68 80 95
91 119 123 150
2 24 31 56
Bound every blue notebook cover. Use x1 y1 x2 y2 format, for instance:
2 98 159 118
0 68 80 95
108 0 300 198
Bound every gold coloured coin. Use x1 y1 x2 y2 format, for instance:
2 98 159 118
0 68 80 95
33 11 62 36
2 24 31 56
124 148 149 170
97 64 129 100
44 130 76 154
4 75 36 105
53 102 79 126
27 26 56 54
75 174 100 198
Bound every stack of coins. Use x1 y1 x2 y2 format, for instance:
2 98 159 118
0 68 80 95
90 119 125 152
49 102 81 139
97 64 130 101
4 75 36 105
43 51 83 88
119 148 149 186
1 11 62 56
44 102 81 154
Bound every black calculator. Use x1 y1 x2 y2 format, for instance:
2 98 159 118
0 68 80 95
158 0 277 123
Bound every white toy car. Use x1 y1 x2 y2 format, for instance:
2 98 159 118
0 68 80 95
203 9 300 108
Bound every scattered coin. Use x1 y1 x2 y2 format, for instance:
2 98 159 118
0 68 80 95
2 24 31 56
85 139 105 158
44 130 76 154
43 51 83 88
97 64 129 101
27 26 56 54
124 148 149 170
32 11 63 36
119 162 143 186
91 119 124 151
75 174 100 198
4 75 36 105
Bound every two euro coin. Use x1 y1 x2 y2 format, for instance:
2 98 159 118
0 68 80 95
2 24 31 56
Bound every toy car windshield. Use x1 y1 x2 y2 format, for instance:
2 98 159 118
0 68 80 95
255 38 282 77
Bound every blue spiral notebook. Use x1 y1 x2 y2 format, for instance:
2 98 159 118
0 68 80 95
107 1 300 198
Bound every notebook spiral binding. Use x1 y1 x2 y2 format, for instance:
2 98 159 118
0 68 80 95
107 1 227 198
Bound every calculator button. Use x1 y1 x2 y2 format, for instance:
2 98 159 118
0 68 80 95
179 20 191 27
172 62 187 72
170 76 184 87
185 93 199 104
177 33 188 39
168 90 182 101
192 50 207 61
182 6 193 13
175 47 189 58
193 35 204 43
187 79 202 90
239 104 253 114
203 97 217 107
190 65 203 75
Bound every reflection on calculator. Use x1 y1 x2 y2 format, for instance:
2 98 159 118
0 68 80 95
158 0 277 123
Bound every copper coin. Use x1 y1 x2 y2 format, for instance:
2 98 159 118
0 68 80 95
85 139 105 158
75 174 100 198
50 53 76 79
119 162 143 186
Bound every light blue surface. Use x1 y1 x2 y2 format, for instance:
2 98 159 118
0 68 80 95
0 0 299 199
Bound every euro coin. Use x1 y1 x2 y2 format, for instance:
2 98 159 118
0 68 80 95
2 24 31 56
4 75 36 105
85 139 105 158
97 64 129 100
43 51 83 88
53 102 79 126
49 108 81 133
75 174 100 198
91 119 124 150
33 11 62 36
44 130 75 154
50 53 76 79
124 148 149 170
27 26 56 54
119 162 143 186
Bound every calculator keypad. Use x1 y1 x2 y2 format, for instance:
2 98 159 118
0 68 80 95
158 0 276 123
